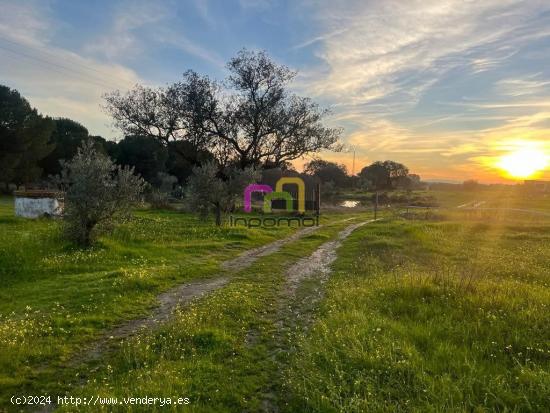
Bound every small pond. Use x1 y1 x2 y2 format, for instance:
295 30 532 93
340 200 360 208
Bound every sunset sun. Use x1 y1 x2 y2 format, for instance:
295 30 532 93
497 147 548 179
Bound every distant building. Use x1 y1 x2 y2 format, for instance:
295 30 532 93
524 180 549 193
14 190 64 218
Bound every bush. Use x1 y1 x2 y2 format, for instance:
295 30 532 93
185 162 259 225
58 140 146 245
146 188 171 209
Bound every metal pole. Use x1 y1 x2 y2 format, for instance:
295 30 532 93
352 147 356 176
316 183 321 217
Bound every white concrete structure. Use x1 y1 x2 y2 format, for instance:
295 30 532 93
14 191 64 218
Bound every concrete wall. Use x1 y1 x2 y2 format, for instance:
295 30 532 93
15 197 63 218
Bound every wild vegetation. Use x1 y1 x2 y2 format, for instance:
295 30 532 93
57 141 146 245
0 187 548 411
284 219 550 412
0 195 296 408
1 46 548 413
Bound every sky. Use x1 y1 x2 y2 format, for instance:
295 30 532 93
1 0 549 183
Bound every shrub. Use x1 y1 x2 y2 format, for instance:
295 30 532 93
58 140 146 245
185 162 259 225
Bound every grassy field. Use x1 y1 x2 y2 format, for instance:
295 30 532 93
0 196 299 408
284 219 550 412
0 189 549 412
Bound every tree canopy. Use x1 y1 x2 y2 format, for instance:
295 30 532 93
359 161 410 191
0 85 55 184
304 159 349 187
104 49 341 169
40 118 90 177
113 135 169 184
59 140 146 245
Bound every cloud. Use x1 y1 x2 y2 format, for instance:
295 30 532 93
0 1 142 138
153 28 225 68
301 0 547 102
84 1 170 60
84 0 224 67
290 0 550 182
0 0 225 138
495 74 550 97
0 0 52 46
290 28 348 50
2 0 549 182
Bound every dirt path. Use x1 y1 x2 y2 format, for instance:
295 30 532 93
71 225 323 367
81 277 230 364
33 225 327 413
260 220 376 412
283 221 371 297
221 225 320 271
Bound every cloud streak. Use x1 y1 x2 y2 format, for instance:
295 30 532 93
1 0 549 182
0 1 142 137
293 0 550 181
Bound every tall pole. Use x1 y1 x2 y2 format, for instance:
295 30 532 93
316 183 321 217
352 147 356 176
351 147 356 189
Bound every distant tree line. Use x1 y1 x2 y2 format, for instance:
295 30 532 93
358 160 422 191
0 84 210 192
0 82 422 196
1 49 430 245
302 158 423 192
2 50 341 196
1 48 426 234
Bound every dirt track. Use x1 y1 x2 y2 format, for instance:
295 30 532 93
71 225 323 366
283 221 372 296
260 220 376 412
222 225 321 271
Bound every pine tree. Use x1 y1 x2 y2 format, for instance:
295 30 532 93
0 85 54 185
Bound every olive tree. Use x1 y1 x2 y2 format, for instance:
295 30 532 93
59 140 146 245
185 161 259 226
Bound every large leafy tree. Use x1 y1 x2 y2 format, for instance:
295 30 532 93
166 140 213 184
359 161 409 191
40 118 89 177
114 135 169 183
41 118 119 178
304 159 350 188
104 49 341 169
0 85 54 185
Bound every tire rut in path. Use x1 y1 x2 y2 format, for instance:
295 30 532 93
221 225 320 272
71 225 322 365
283 221 372 297
260 220 376 412
81 277 230 364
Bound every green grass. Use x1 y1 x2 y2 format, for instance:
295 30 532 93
283 219 550 412
0 196 299 407
53 220 360 412
1 189 548 412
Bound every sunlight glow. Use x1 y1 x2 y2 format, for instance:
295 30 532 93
497 147 548 179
